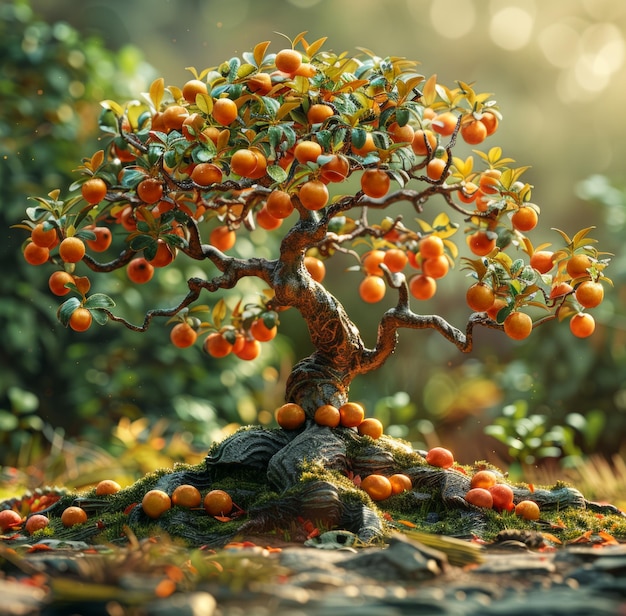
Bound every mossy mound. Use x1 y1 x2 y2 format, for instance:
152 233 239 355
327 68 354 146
5 425 626 547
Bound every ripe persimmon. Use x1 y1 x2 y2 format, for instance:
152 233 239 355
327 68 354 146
360 474 392 501
304 255 326 282
171 484 202 508
314 404 341 428
460 119 487 145
359 275 386 303
409 274 437 300
362 249 386 276
570 313 595 338
411 129 437 156
0 509 22 532
61 506 88 527
320 154 349 183
234 338 261 360
203 332 233 357
425 446 454 469
387 121 415 144
478 169 501 195
142 489 172 519
480 111 499 135
503 311 532 340
299 180 329 210
307 103 334 125
256 206 282 231
422 255 449 279
530 250 555 274
127 257 154 284
137 178 164 204
275 402 306 430
247 72 272 94
432 111 458 136
511 207 538 232
25 514 49 534
339 402 365 428
182 78 208 103
465 488 493 508
212 97 238 125
250 318 277 342
170 322 197 348
457 181 479 204
266 190 294 219
383 248 408 273
48 271 74 296
419 235 444 258
209 226 236 251
86 226 112 252
466 282 495 312
575 281 604 308
191 163 223 186
230 149 258 177
467 230 496 256
515 500 540 520
470 470 497 490
204 489 233 516
69 307 92 332
59 236 86 263
148 240 176 268
361 168 390 198
566 254 593 279
31 222 58 248
426 157 448 181
95 480 121 495
275 48 302 73
162 105 188 130
489 484 514 512
294 140 322 164
389 474 412 494
81 177 108 204
357 417 384 440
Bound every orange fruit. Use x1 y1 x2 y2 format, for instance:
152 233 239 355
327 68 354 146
411 129 437 156
170 322 197 348
360 474 393 501
478 169 502 195
409 274 437 300
59 236 86 263
203 332 233 358
314 404 341 428
352 132 377 157
162 105 189 130
515 500 540 520
467 230 496 256
359 275 386 303
250 318 277 342
86 226 112 252
81 177 108 204
361 168 390 198
362 249 386 276
209 226 236 251
529 250 554 274
357 417 384 440
148 240 176 268
204 489 233 516
137 178 164 204
182 78 208 103
299 180 329 210
480 112 499 135
48 271 74 296
550 282 574 299
486 298 507 322
575 281 604 308
182 113 206 141
25 514 49 534
419 235 444 258
383 248 408 273
304 255 326 282
171 484 202 508
511 207 538 232
503 311 532 340
422 255 449 279
566 254 593 279
0 509 22 532
127 257 155 284
339 402 365 428
256 206 282 230
457 181 479 204
320 154 349 183
432 111 458 136
69 307 92 332
570 313 595 338
389 473 412 495
233 338 261 360
212 97 238 125
95 479 121 495
460 119 487 145
230 149 259 177
488 484 515 512
470 470 497 490
388 121 415 144
31 222 58 248
426 158 448 181
191 163 223 186
466 283 495 312
465 488 493 508
61 506 88 527
275 402 306 430
294 139 322 164
307 103 334 124
266 190 294 219
142 489 172 519
425 446 454 469
275 48 302 74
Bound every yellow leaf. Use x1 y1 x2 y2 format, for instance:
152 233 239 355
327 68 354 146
421 74 437 107
100 99 125 117
90 150 105 170
304 36 328 59
149 78 165 109
253 40 271 67
195 93 213 115
432 211 451 229
212 299 228 328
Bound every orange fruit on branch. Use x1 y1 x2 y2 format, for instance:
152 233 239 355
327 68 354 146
299 180 329 210
48 271 74 296
409 274 437 300
59 236 86 263
142 489 172 519
304 255 326 282
503 311 532 340
361 168 390 198
203 332 234 358
170 322 197 348
339 402 365 428
182 78 208 103
511 206 538 232
466 283 495 312
575 280 604 308
570 312 595 338
81 177 108 204
69 307 93 332
275 48 302 74
359 275 386 303
460 119 487 145
31 222 58 248
266 190 294 219
314 404 341 428
127 257 155 284
86 226 112 252
276 402 306 430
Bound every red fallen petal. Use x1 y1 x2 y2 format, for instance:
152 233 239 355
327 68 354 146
26 544 53 553
397 519 417 528
123 503 138 515
213 515 232 522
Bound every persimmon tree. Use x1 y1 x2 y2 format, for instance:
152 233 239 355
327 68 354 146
16 34 619 544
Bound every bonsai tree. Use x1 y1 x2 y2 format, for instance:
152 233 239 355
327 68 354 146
14 33 620 545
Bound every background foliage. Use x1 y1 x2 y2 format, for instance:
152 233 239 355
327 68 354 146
2 0 625 488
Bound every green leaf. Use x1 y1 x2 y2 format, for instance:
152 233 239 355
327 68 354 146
395 107 410 126
262 310 278 329
130 235 157 252
84 294 116 310
57 297 81 327
267 165 288 184
351 127 367 150
268 125 284 150
91 309 110 326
